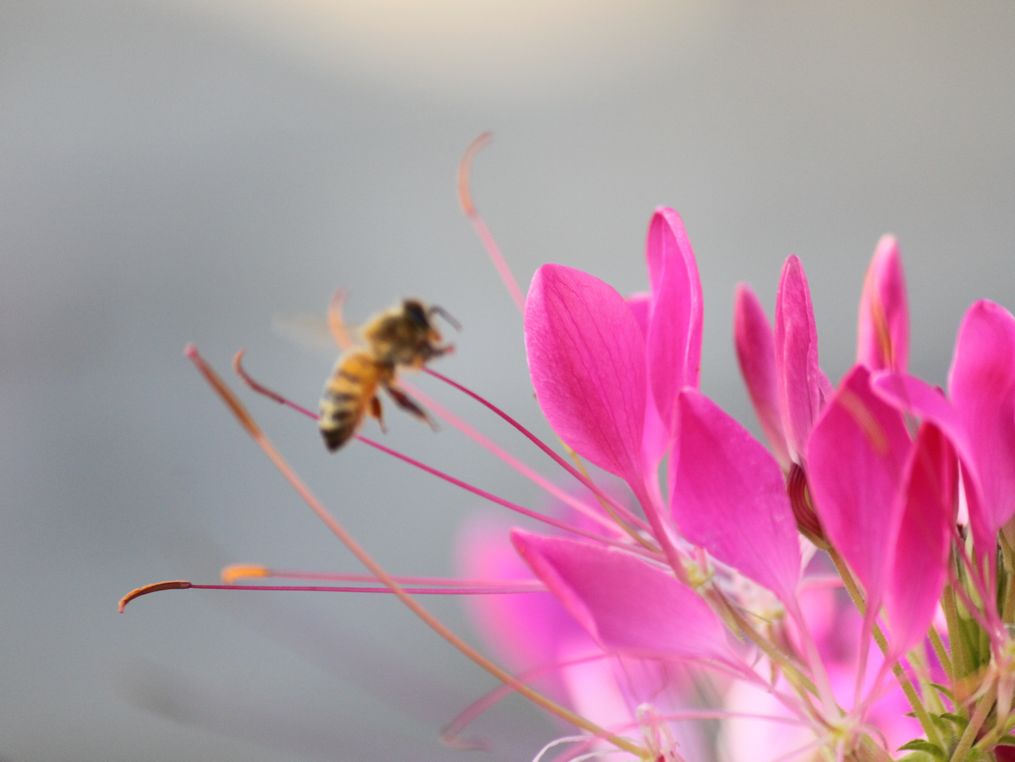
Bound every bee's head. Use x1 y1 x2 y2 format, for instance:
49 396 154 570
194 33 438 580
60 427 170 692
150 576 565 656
401 299 431 330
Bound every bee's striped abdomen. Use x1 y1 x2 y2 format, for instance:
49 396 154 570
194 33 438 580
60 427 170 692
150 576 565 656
319 350 380 451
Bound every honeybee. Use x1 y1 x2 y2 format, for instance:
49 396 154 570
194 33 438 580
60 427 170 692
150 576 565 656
320 298 457 451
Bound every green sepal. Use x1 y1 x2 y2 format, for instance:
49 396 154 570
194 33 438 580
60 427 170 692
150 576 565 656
928 682 955 702
897 739 947 760
936 712 966 729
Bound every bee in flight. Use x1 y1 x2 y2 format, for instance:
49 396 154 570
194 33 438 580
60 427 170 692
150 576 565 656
320 298 458 451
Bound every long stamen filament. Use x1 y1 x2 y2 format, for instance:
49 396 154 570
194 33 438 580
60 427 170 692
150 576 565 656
232 352 631 549
423 368 651 535
221 564 539 589
120 581 543 608
185 345 649 758
457 131 526 313
442 652 612 750
402 380 621 535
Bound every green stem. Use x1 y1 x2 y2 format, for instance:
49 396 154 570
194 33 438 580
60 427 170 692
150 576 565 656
1000 533 1015 623
951 684 996 762
972 708 1015 753
929 628 954 686
943 582 973 695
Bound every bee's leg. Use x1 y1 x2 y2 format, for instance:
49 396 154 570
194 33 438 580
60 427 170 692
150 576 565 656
417 344 454 365
385 385 439 432
370 395 388 434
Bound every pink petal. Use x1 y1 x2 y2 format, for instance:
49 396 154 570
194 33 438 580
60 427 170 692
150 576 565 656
670 390 800 603
775 256 832 462
645 207 695 297
734 284 791 469
885 424 956 654
873 371 1000 553
525 264 648 481
628 293 669 464
511 530 734 664
627 292 651 337
645 209 704 432
807 365 911 610
948 300 1015 537
874 303 1015 551
856 235 909 373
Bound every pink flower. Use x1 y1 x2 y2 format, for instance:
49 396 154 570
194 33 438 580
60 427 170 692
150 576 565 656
121 139 1015 760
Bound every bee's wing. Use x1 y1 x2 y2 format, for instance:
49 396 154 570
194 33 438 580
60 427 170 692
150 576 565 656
271 313 337 359
272 290 356 358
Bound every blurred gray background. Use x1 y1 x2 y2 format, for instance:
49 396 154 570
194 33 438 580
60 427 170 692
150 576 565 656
2 1 1014 760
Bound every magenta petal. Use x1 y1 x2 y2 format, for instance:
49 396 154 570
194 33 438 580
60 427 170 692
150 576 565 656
807 365 911 609
628 293 668 463
734 284 791 469
645 209 704 432
872 371 994 549
511 530 734 664
627 292 651 337
775 256 831 462
645 207 696 296
670 391 800 603
857 235 909 373
525 264 648 480
948 300 1015 536
885 424 955 654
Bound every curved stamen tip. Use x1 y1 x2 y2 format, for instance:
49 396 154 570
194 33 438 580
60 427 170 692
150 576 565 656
327 289 353 350
457 131 493 217
118 580 192 613
183 342 198 358
220 564 270 584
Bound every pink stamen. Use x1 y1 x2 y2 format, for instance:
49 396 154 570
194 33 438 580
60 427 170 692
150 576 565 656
765 738 826 762
233 351 636 549
233 350 318 421
224 566 540 589
783 597 838 715
356 433 632 547
402 381 620 534
457 132 526 314
559 707 812 762
120 581 543 609
441 652 612 751
423 367 651 534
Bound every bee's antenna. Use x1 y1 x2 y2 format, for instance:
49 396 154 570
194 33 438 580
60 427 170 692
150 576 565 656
430 305 462 332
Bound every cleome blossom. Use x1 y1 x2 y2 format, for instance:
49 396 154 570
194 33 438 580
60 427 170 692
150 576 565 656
121 140 1015 761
